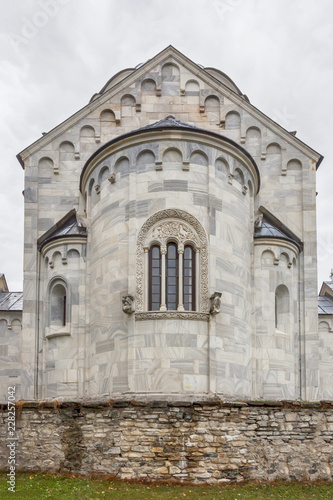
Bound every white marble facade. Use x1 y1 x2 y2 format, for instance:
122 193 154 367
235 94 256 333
3 46 329 402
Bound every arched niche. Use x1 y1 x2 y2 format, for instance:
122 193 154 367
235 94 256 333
141 79 156 95
162 148 183 164
185 80 199 96
287 159 302 170
67 249 81 269
161 63 180 95
233 167 244 185
215 158 229 179
98 165 110 184
225 111 241 130
319 321 331 332
114 156 129 176
275 284 290 332
121 94 136 117
0 319 8 336
38 156 54 173
100 109 116 135
246 126 261 156
266 143 282 174
59 141 75 161
80 125 95 141
88 178 95 197
261 249 275 267
100 109 116 122
190 151 208 166
247 180 254 197
279 253 289 268
204 96 220 122
136 150 156 171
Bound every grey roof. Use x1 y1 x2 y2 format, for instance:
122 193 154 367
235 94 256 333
254 216 301 249
51 214 87 238
137 115 200 132
0 292 23 311
38 210 87 250
318 295 333 315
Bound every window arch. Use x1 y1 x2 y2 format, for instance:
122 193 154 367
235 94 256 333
148 241 196 311
137 209 209 314
275 284 290 332
148 245 161 311
47 277 70 337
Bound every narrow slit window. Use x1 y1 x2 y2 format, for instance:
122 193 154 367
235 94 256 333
149 245 161 311
183 246 195 311
166 242 178 310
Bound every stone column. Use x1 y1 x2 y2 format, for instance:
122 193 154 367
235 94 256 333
160 246 167 311
177 244 184 311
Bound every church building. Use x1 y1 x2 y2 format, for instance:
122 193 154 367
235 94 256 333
1 46 331 403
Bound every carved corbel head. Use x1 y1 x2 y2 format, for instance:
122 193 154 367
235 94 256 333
108 173 116 184
210 292 222 316
122 295 135 315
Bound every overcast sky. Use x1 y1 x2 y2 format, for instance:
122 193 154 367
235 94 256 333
0 0 332 291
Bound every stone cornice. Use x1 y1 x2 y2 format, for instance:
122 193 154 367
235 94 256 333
254 237 300 256
40 236 87 257
135 311 210 321
79 129 260 194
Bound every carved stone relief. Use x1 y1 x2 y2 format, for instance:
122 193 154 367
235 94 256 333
210 292 222 316
136 209 209 313
122 295 135 314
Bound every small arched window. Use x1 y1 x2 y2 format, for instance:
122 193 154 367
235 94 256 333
275 284 290 332
50 282 67 327
149 245 161 311
183 245 195 311
166 242 179 310
148 242 196 312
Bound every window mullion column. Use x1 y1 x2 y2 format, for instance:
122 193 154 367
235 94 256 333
160 246 167 311
177 245 184 311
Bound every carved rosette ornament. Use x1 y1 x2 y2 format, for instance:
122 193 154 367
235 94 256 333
122 295 135 314
136 209 209 313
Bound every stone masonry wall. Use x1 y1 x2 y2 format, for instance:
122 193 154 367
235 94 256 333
1 399 333 483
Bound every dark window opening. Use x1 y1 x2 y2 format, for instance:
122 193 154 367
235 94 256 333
183 246 195 311
149 245 161 311
166 242 178 310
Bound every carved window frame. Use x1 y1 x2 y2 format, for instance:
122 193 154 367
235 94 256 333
136 209 209 319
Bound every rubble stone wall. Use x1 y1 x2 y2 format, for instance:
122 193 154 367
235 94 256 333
1 399 333 483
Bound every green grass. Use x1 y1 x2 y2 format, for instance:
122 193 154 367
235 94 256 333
1 472 333 499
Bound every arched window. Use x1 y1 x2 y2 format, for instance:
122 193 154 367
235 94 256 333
149 245 161 311
46 278 70 337
137 210 209 314
166 242 179 310
148 242 196 312
183 245 195 311
50 282 67 327
275 284 290 332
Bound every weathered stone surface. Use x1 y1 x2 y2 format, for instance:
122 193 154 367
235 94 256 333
1 401 333 483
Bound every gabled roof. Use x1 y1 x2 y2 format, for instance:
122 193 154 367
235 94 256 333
138 115 200 131
17 46 323 169
318 295 333 315
37 209 87 251
254 206 303 251
0 292 23 311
